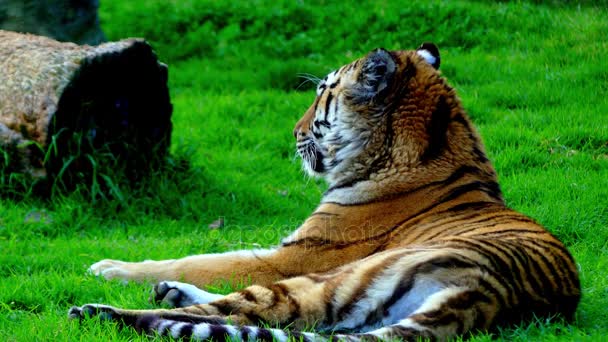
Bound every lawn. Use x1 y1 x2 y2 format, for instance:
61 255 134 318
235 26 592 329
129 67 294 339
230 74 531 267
1 0 607 340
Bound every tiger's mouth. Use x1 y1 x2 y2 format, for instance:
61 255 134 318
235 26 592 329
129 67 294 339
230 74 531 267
297 138 325 175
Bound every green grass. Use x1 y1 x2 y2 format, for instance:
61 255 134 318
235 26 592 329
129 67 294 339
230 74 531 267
1 0 607 340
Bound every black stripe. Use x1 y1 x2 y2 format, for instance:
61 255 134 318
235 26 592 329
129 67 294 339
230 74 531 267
448 290 492 309
415 311 460 330
270 283 302 323
509 240 555 299
476 275 507 309
325 296 335 325
239 289 258 303
536 242 579 291
382 201 498 246
505 241 546 299
441 180 503 203
179 324 193 338
421 95 451 161
472 145 489 163
208 324 230 341
268 283 302 324
241 326 251 341
380 275 415 315
471 239 526 294
439 252 512 309
521 238 579 291
453 112 472 131
517 240 562 292
335 253 407 322
211 301 235 316
255 328 274 342
269 283 288 302
472 228 544 238
134 314 158 334
484 180 503 200
324 93 333 122
315 119 331 128
529 237 578 264
333 97 339 121
329 79 340 88
412 211 514 242
489 240 531 294
446 239 520 303
429 215 529 239
445 201 497 213
381 200 495 246
325 163 483 202
471 298 490 329
423 254 480 270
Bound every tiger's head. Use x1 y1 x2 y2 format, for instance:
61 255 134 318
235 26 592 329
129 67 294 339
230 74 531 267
294 43 498 203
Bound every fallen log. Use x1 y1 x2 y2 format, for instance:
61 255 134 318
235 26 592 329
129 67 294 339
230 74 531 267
0 30 172 191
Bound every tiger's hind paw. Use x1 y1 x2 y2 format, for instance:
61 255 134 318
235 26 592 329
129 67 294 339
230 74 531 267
68 304 119 321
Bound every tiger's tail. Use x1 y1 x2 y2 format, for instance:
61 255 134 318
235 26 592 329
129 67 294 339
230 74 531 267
128 314 442 341
132 316 317 341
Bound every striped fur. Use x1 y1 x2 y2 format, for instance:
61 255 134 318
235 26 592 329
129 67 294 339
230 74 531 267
72 44 580 341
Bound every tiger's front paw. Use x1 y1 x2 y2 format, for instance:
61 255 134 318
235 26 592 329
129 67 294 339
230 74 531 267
152 281 223 308
88 259 132 281
68 304 119 321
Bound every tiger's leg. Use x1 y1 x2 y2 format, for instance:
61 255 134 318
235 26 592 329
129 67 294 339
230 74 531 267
68 271 331 341
89 237 381 288
340 286 496 341
88 249 282 288
71 247 499 340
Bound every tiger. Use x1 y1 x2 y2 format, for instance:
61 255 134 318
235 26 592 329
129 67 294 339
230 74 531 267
69 43 580 341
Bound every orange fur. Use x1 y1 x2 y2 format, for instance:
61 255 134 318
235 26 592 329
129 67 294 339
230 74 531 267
73 44 580 341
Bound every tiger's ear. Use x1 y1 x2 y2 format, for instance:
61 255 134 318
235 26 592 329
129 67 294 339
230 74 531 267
358 48 396 100
416 42 440 69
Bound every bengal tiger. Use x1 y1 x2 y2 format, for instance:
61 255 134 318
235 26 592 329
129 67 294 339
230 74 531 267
69 43 580 341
